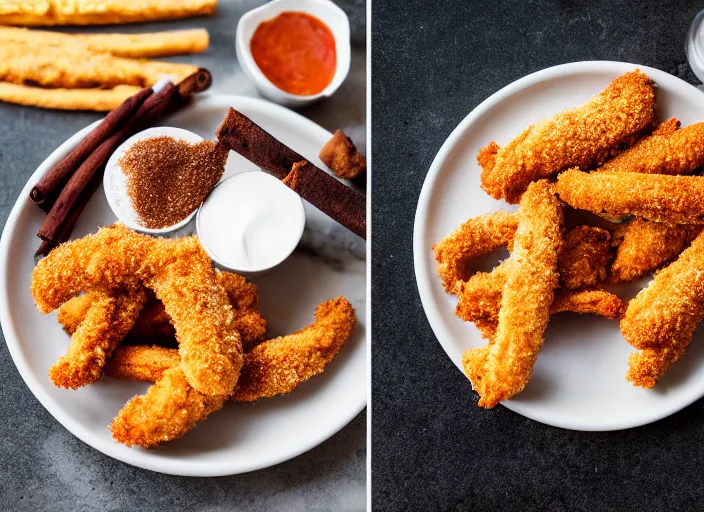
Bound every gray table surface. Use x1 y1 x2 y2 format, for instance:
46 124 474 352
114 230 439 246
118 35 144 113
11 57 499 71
372 1 704 511
0 1 366 511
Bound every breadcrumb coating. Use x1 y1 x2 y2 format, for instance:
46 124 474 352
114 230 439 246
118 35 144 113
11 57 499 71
462 181 563 408
550 289 625 319
105 345 179 383
557 226 613 290
479 70 655 203
609 219 701 283
49 287 146 389
432 210 517 292
598 118 704 175
555 169 704 225
620 230 704 387
31 224 242 397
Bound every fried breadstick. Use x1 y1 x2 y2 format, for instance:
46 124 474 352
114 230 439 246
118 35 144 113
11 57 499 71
0 0 217 26
432 210 518 292
598 118 704 175
462 181 563 407
479 70 655 203
558 226 613 290
0 27 209 58
0 41 198 89
0 82 142 111
49 287 147 389
620 230 704 388
609 219 701 283
555 169 704 225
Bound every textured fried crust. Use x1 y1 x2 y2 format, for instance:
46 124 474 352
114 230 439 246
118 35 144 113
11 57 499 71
111 367 225 448
319 130 366 180
558 226 613 290
0 41 197 89
462 181 563 407
598 119 704 175
479 70 655 203
31 224 242 397
555 168 704 224
432 210 517 292
57 292 94 336
49 287 147 389
106 297 355 403
0 0 217 26
609 219 701 283
0 81 142 111
550 289 625 319
620 231 704 388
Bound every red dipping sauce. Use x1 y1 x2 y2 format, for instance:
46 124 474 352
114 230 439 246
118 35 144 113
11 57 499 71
250 11 337 96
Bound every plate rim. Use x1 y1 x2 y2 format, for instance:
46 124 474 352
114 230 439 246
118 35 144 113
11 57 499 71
0 93 366 476
413 60 704 431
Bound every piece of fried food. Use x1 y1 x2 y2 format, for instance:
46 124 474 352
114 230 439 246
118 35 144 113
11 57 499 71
0 0 217 26
478 70 655 203
550 289 625 319
0 27 209 58
620 230 704 388
555 169 704 225
462 181 563 407
0 41 198 89
49 286 147 389
609 219 701 283
432 210 517 292
598 118 704 175
31 224 242 397
106 297 355 403
319 130 366 180
558 226 613 290
0 81 142 111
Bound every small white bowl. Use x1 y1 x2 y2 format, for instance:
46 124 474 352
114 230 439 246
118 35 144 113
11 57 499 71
196 171 306 277
236 0 351 108
104 126 204 234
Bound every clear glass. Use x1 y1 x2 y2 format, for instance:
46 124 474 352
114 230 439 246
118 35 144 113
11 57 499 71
686 9 704 82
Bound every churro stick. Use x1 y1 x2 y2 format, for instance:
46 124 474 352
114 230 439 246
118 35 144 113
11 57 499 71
620 230 704 388
0 27 209 58
0 42 197 89
0 82 142 111
555 169 704 225
462 181 563 408
0 0 217 26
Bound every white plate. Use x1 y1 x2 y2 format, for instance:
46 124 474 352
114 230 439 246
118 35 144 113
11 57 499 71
0 94 366 475
413 61 704 431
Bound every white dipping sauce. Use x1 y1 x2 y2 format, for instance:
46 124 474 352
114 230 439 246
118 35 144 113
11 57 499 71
197 171 306 274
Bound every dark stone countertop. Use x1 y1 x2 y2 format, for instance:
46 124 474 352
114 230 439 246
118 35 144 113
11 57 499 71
372 1 704 511
0 1 366 511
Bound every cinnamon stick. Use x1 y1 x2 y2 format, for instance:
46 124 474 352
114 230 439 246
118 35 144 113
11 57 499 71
37 83 176 243
283 161 366 239
29 86 153 211
216 107 305 180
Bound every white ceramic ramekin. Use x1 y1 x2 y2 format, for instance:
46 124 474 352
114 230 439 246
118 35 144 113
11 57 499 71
236 0 351 108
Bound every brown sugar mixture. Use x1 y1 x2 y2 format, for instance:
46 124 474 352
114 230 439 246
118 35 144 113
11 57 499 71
119 136 228 228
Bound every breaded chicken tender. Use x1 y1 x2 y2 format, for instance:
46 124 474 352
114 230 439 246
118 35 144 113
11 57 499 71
620 230 704 388
558 226 613 290
609 219 701 283
479 70 655 203
105 345 179 383
555 169 704 225
432 210 517 291
598 118 704 175
462 181 563 407
550 289 625 319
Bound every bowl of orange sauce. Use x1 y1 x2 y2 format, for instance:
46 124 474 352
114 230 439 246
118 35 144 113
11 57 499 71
236 0 351 108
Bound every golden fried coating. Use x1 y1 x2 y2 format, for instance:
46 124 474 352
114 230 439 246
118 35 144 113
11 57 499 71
0 81 142 111
550 289 625 319
106 298 355 403
319 130 366 180
620 230 704 388
31 224 242 397
598 118 704 175
462 181 563 408
0 0 217 26
0 41 197 89
609 219 701 283
432 210 517 292
558 226 613 290
479 70 655 203
111 366 225 448
555 169 704 225
57 292 93 336
49 287 146 389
